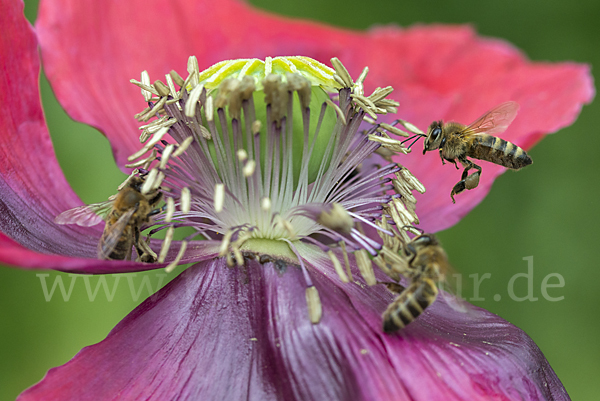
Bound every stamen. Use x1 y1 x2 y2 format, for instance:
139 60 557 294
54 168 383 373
172 136 194 157
204 95 214 122
243 160 256 177
126 56 429 327
117 169 139 191
169 69 184 87
153 80 170 97
125 149 156 168
381 122 410 137
140 169 158 194
328 250 349 283
325 99 347 126
237 149 248 162
165 197 175 222
128 126 169 161
330 57 353 88
214 183 224 213
159 144 175 169
317 203 354 235
261 197 272 211
158 226 175 263
185 84 204 117
339 241 353 281
180 187 191 213
165 241 187 273
397 119 425 136
355 249 376 285
305 286 323 324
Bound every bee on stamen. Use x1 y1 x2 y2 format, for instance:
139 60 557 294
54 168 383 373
382 232 450 332
55 176 163 262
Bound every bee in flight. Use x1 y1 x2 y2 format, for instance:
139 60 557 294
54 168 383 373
382 233 450 332
55 176 163 262
423 101 532 203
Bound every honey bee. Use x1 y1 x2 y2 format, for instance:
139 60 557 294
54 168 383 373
423 101 532 203
55 176 162 262
382 233 450 332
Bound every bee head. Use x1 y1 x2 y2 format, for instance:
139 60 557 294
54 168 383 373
423 121 443 154
409 234 439 254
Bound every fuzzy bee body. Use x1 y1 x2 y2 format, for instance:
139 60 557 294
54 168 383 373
423 101 532 202
469 134 531 169
383 278 438 332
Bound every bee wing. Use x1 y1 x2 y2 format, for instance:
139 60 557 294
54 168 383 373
54 201 114 227
461 101 519 137
97 208 136 259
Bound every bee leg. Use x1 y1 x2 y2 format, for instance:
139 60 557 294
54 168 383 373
134 226 157 263
450 162 482 203
438 149 446 165
147 204 166 217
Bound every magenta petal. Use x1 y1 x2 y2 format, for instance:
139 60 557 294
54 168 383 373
20 257 567 400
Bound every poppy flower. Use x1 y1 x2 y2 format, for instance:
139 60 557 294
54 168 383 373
2 0 593 400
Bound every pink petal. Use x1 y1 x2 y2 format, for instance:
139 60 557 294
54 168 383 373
19 257 568 400
0 0 96 266
36 0 593 232
0 2 218 273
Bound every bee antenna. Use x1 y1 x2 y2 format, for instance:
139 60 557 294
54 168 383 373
402 134 425 150
400 133 425 144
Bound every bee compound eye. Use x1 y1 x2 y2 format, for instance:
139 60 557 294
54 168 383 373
432 127 441 139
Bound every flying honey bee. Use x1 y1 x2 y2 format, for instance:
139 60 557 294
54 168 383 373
55 176 162 262
382 233 450 332
423 101 532 203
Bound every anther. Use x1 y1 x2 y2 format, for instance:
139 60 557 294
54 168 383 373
165 197 175 222
165 241 187 273
339 241 353 281
237 149 248 162
243 160 256 177
128 126 169 161
397 119 425 136
380 123 410 138
305 286 323 324
140 169 158 194
158 226 175 263
169 69 184 87
328 250 349 283
204 95 214 122
125 150 157 169
330 57 353 88
214 183 225 213
317 203 354 235
117 169 139 191
180 187 191 213
153 80 170 97
172 136 194 157
260 197 272 211
159 144 175 169
185 84 204 117
355 249 376 286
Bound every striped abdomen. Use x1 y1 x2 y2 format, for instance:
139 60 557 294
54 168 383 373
382 278 439 332
470 135 532 170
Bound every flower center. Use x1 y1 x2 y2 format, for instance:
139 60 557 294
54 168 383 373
128 56 426 323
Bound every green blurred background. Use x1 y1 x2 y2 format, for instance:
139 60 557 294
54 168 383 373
1 0 598 399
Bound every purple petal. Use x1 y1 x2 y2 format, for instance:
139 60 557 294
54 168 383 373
20 256 568 400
